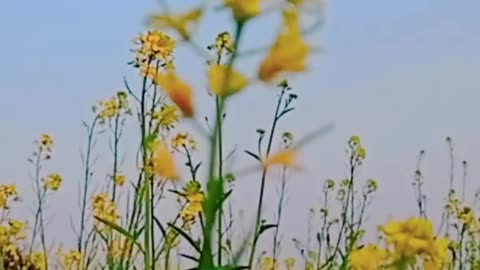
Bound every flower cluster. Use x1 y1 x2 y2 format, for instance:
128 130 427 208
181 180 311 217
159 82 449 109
0 184 18 210
43 173 63 191
92 193 120 231
95 91 130 123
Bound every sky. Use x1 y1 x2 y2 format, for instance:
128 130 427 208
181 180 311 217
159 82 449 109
1 0 480 260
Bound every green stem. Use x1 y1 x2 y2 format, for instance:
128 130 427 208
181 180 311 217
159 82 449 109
200 22 244 270
216 95 225 266
140 72 153 270
248 88 286 268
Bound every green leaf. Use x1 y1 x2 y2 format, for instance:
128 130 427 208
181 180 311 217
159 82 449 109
94 216 144 253
167 223 201 253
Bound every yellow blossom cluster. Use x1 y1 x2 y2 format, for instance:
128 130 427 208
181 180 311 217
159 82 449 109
92 193 120 231
43 173 63 191
259 8 310 82
350 217 450 270
179 180 204 224
95 91 130 123
0 184 18 210
57 248 82 270
171 132 198 152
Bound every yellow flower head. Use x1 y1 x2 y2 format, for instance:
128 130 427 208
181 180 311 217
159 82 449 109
39 133 54 151
172 132 198 151
134 30 176 64
25 252 47 270
224 0 261 22
147 8 203 40
349 244 388 270
208 64 248 97
0 184 18 210
259 8 310 82
152 104 180 129
43 173 62 191
92 193 120 230
151 140 179 180
154 72 194 117
113 174 126 186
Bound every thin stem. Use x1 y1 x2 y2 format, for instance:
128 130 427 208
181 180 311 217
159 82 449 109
248 88 286 268
140 71 153 270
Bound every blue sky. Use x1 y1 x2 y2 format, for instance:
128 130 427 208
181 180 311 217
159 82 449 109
1 0 480 254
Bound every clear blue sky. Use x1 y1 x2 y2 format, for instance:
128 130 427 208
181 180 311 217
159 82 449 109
1 0 480 253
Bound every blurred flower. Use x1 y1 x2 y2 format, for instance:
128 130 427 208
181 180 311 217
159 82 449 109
151 140 179 180
154 72 194 117
349 244 388 270
224 0 261 22
262 148 298 169
259 8 309 82
208 64 248 96
113 174 126 186
147 8 203 40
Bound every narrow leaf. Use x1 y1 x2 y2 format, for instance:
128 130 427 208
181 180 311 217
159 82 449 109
168 223 201 253
244 150 261 161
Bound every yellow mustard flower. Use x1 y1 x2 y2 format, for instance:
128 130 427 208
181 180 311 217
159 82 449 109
58 248 82 270
92 193 120 230
151 140 179 180
349 244 388 270
208 64 248 96
210 32 234 55
134 30 176 64
0 184 18 210
224 0 261 22
154 72 194 117
172 132 198 151
258 8 310 82
25 252 47 270
8 219 26 240
43 173 62 191
147 8 203 40
152 104 180 129
113 174 126 186
39 133 54 151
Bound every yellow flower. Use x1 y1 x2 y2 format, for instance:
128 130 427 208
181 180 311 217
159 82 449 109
258 8 310 82
153 104 180 129
113 175 126 186
57 248 82 270
208 64 248 96
154 72 194 117
211 32 234 55
25 252 47 270
39 133 54 151
134 31 176 64
43 173 62 191
0 184 18 209
262 148 298 169
147 8 203 40
92 193 120 230
171 132 198 151
224 0 261 22
284 257 296 270
349 244 388 270
151 140 179 180
8 219 26 240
